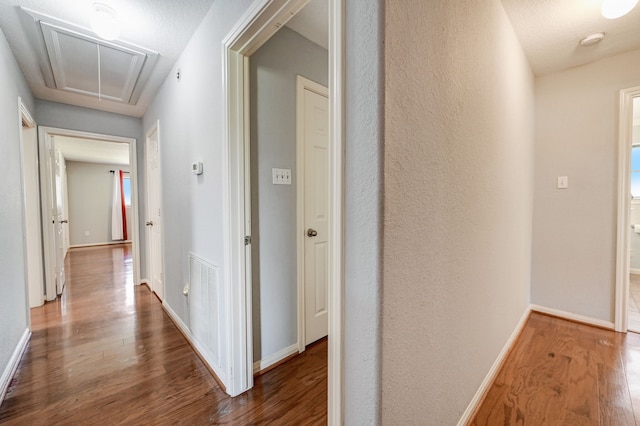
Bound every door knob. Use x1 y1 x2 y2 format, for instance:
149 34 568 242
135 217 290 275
146 221 154 226
307 228 318 237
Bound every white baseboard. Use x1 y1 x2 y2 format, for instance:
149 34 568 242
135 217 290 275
253 344 299 374
457 306 532 426
161 301 228 386
0 328 31 405
631 268 640 275
69 241 132 249
530 304 614 330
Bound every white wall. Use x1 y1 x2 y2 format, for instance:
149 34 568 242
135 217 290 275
66 162 131 246
532 48 640 322
142 0 253 330
249 27 328 363
0 26 33 394
382 0 534 423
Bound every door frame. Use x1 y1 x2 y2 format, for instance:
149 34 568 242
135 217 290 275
18 98 38 323
144 120 165 299
38 126 142 300
615 85 640 332
296 76 329 352
222 0 344 422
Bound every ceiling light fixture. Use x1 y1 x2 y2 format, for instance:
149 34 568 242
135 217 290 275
579 32 606 47
601 0 639 19
90 3 120 41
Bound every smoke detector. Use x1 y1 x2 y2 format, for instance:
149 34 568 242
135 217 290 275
579 32 605 47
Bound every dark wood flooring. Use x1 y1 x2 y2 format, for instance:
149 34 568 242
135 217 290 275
0 244 327 425
472 312 640 425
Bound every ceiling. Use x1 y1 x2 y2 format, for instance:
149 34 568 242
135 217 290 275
0 0 215 117
55 135 129 165
501 0 640 76
285 0 328 50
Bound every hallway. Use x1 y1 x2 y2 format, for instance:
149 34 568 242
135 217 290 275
0 245 327 425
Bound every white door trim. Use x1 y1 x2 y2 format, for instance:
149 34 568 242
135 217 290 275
18 98 37 326
222 1 344 423
296 76 329 353
615 86 640 332
38 127 142 299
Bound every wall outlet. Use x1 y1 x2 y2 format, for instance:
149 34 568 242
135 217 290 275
272 168 291 185
84 231 90 236
557 176 568 189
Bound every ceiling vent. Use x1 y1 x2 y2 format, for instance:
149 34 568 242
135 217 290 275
23 8 158 105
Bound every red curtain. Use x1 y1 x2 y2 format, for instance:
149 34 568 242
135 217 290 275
119 170 128 240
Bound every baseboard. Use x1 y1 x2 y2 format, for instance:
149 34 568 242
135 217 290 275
0 328 31 405
457 306 532 426
253 344 299 375
631 268 640 275
69 241 131 249
161 301 228 390
530 304 615 330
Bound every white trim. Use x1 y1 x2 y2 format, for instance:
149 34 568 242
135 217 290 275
296 76 329 353
38 127 142 297
327 0 344 423
162 300 228 384
0 329 30 405
615 86 640 332
252 344 299 374
144 121 165 300
457 306 531 426
631 268 640 275
530 304 615 330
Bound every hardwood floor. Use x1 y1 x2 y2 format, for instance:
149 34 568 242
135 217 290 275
472 312 640 425
0 244 327 425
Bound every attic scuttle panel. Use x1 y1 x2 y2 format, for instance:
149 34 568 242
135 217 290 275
40 22 149 104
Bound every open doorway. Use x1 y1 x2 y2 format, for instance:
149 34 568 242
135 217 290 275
37 127 141 304
628 96 640 332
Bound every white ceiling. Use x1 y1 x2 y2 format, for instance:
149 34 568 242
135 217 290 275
501 0 640 76
55 135 129 165
0 0 214 117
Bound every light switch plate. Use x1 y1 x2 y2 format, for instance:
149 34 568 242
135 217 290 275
557 176 568 189
272 168 291 185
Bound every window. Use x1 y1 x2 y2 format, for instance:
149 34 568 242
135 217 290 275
123 175 131 206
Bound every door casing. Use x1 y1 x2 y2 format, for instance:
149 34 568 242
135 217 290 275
222 0 344 423
615 86 640 332
38 127 142 300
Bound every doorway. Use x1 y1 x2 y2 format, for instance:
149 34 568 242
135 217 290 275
222 0 343 421
615 86 640 332
38 127 142 302
627 96 640 332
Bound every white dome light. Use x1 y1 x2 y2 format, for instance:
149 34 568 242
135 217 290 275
601 0 639 19
90 3 120 41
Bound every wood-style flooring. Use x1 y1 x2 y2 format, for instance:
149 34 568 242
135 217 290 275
0 244 327 425
472 312 640 425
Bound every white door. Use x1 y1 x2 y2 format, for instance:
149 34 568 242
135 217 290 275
146 125 164 300
301 80 329 345
22 124 45 308
53 148 66 295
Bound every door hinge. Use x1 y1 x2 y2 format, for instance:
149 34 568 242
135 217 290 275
244 236 251 246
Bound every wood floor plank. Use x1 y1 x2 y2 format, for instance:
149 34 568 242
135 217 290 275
0 244 327 425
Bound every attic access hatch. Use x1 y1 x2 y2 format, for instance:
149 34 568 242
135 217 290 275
23 8 158 105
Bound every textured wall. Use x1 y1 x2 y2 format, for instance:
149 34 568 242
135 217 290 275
0 26 33 389
532 48 640 322
343 0 384 423
66 162 131 246
249 27 328 363
382 0 534 422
